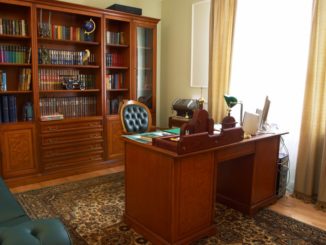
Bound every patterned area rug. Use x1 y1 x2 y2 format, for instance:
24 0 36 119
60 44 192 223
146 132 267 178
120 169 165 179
15 172 326 245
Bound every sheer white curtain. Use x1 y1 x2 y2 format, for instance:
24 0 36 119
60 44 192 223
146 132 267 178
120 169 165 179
229 0 313 190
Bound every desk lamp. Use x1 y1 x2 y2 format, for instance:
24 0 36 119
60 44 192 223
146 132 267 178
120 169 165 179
198 87 205 109
221 94 239 129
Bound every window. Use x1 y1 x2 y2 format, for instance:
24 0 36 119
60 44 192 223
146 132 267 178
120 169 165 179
190 0 210 88
229 0 312 190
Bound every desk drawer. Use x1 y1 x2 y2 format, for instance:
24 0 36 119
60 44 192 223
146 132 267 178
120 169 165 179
215 142 255 162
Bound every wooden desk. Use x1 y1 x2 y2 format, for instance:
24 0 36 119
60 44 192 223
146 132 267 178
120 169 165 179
122 133 283 245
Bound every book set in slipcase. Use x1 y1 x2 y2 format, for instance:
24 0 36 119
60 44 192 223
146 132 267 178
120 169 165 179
0 95 17 123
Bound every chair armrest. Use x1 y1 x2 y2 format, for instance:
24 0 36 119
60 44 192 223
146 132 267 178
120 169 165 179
0 218 72 245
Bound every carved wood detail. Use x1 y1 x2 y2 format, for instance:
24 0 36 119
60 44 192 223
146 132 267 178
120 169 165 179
2 128 37 178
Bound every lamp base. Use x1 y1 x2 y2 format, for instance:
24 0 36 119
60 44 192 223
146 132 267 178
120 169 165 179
221 115 236 129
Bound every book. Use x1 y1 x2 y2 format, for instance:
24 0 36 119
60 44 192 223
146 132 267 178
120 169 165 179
40 113 64 121
8 95 17 122
1 95 9 123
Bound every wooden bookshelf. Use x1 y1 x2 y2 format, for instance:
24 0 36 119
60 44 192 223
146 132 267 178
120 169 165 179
0 0 159 186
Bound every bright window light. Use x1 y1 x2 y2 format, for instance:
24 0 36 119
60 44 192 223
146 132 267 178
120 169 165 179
229 0 312 191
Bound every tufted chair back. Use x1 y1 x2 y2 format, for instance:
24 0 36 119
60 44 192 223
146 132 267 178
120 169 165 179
120 100 152 134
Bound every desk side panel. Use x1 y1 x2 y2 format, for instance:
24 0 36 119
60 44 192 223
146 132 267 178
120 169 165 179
251 136 280 204
175 152 216 239
124 143 173 242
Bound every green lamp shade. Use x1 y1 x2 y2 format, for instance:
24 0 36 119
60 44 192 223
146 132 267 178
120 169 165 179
224 95 238 108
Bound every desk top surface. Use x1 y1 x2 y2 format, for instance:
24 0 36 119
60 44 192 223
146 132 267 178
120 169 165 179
122 128 287 158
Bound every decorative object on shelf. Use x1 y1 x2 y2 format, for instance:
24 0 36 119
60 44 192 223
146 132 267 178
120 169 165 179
82 49 90 65
23 102 33 121
38 9 51 38
82 18 96 41
39 47 50 64
221 94 238 129
62 76 85 90
0 70 7 91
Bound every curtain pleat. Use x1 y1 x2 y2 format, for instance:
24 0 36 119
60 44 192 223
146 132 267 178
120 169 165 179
293 0 326 211
208 0 237 123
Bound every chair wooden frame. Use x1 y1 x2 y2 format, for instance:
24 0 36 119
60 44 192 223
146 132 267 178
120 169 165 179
119 100 153 134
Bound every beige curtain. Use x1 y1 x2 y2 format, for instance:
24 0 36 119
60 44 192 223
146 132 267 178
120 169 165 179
293 0 326 210
208 0 237 123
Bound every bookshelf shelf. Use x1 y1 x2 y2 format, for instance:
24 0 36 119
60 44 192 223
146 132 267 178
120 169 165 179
138 67 152 71
0 34 31 40
0 91 32 94
137 46 152 50
39 89 100 93
38 64 100 69
106 66 128 70
106 44 129 48
107 88 129 92
39 116 103 123
38 37 100 46
0 63 31 67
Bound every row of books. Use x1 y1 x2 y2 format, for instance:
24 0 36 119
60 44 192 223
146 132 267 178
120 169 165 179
38 23 94 42
106 31 126 45
105 73 126 89
19 68 32 91
0 18 27 36
0 95 17 123
38 69 95 90
106 52 124 67
0 70 7 91
38 48 95 65
0 45 31 64
39 96 97 118
0 69 32 91
108 96 123 114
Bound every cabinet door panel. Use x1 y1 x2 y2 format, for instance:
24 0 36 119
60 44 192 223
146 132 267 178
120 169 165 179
107 119 124 159
1 127 37 178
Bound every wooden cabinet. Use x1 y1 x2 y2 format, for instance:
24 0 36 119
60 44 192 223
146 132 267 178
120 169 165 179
0 123 38 178
105 15 159 159
0 0 159 184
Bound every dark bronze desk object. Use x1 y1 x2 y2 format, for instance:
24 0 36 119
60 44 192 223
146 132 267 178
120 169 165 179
153 109 244 154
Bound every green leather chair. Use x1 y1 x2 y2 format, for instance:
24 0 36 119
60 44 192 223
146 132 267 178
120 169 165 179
0 177 72 245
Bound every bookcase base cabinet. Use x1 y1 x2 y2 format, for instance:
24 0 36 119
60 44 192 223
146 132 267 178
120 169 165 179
0 123 38 178
40 118 104 172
